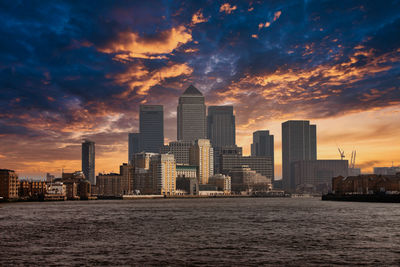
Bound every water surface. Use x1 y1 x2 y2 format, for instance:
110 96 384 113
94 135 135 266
1 198 399 266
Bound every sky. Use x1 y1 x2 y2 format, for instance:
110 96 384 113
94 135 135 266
0 0 399 179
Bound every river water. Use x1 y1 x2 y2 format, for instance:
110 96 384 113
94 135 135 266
1 198 399 266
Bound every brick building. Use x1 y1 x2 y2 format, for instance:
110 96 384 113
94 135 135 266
0 169 19 199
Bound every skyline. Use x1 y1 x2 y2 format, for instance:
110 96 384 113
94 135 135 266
1 1 400 178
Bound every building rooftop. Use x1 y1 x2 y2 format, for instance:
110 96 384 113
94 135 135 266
182 85 203 96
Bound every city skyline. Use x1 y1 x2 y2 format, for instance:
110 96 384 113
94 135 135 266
1 1 399 178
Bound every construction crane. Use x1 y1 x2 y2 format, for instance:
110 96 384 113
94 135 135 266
350 150 356 169
338 148 345 160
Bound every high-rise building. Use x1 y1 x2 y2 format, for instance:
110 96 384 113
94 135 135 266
190 139 214 184
150 154 176 195
139 105 164 153
177 85 206 141
282 120 316 192
82 140 95 185
207 106 235 147
251 130 274 181
128 133 141 162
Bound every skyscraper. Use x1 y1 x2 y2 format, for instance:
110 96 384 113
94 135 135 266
251 130 274 181
177 85 206 141
282 120 316 192
207 106 236 147
128 133 141 162
82 140 95 185
139 105 164 153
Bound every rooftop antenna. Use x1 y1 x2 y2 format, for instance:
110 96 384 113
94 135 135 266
338 148 345 160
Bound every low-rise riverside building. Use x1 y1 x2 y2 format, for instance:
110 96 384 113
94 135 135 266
45 182 67 200
61 171 91 200
19 180 47 199
0 169 19 200
332 173 400 195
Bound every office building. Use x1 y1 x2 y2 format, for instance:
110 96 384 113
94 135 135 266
0 169 19 199
139 105 164 153
150 154 176 195
176 177 199 195
292 160 348 194
128 133 141 162
176 165 197 179
213 145 242 174
208 174 231 193
220 154 273 181
161 140 193 165
131 152 158 169
82 140 95 185
282 120 316 192
251 130 274 181
96 164 134 197
96 173 123 197
229 165 272 193
190 139 214 184
207 106 235 147
177 85 206 141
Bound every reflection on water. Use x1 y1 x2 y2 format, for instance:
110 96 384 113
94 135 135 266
1 198 400 266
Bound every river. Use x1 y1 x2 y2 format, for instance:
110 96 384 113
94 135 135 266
1 198 399 266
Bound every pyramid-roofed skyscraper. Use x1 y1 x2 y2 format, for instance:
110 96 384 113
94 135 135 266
177 85 206 141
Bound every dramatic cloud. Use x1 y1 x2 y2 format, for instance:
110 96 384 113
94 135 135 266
98 26 192 59
0 0 399 178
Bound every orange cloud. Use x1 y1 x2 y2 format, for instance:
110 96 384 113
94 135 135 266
273 11 282 21
191 10 207 24
114 63 193 97
220 3 237 14
98 26 192 59
217 48 399 110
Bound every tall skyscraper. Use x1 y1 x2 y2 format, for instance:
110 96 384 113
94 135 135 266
128 133 141 162
190 139 214 184
82 140 95 185
177 85 206 141
282 120 316 192
140 105 164 153
207 106 236 147
251 130 274 181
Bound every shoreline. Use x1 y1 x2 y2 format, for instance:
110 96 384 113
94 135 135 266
0 193 296 203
